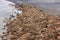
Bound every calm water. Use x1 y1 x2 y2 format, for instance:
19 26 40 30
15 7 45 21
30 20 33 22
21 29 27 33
0 0 60 40
7 0 60 15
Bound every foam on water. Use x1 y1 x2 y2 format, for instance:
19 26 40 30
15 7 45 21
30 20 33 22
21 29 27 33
0 0 15 40
0 0 60 40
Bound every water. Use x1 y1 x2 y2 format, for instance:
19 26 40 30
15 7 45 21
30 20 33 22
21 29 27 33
7 0 60 15
0 0 14 40
7 0 60 2
0 0 60 40
0 0 23 39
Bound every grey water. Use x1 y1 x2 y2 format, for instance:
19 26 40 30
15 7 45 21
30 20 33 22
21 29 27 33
0 0 60 33
0 0 60 40
0 1 14 39
7 0 60 15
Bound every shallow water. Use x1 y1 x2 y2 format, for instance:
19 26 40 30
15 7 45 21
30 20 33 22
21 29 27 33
0 0 60 40
0 0 14 40
7 0 60 15
0 0 22 36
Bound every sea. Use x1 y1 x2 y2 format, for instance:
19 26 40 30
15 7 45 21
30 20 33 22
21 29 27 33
0 0 60 40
